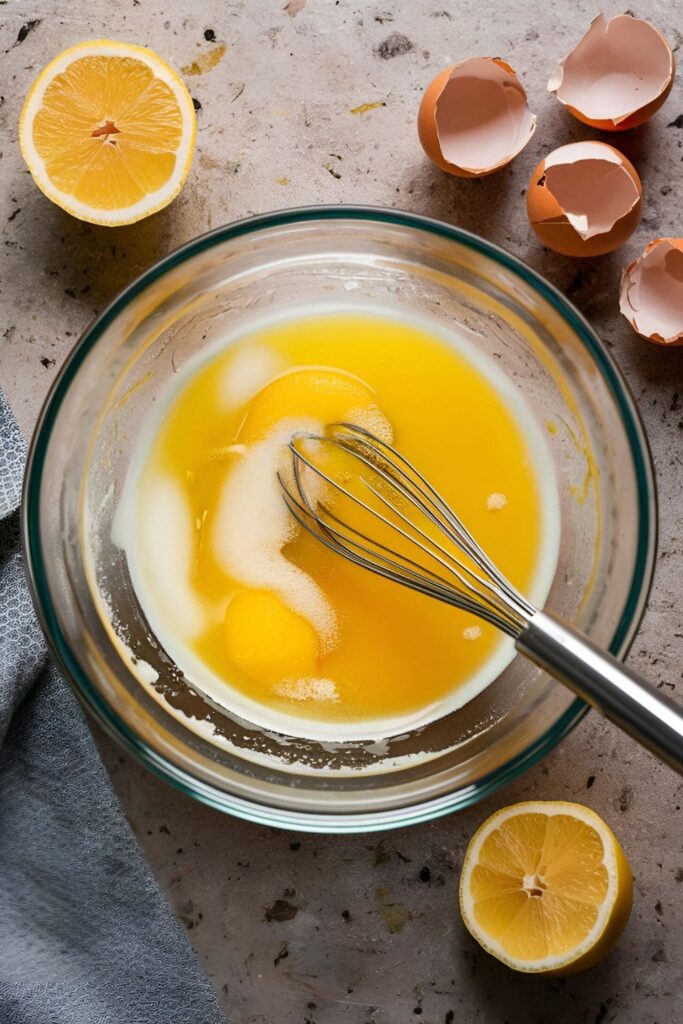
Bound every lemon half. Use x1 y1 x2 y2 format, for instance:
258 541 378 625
459 801 633 974
19 40 196 226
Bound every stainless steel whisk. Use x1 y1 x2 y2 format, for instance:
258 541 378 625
280 423 683 772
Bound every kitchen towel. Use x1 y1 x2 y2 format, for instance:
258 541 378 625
0 390 225 1024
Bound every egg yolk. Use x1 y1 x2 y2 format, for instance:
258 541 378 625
238 367 387 443
224 590 319 685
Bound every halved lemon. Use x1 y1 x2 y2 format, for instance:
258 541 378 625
19 40 196 226
459 801 633 974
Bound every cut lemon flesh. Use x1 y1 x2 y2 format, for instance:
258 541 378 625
19 40 196 225
459 801 632 974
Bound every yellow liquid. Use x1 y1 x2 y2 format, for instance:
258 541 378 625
126 311 557 737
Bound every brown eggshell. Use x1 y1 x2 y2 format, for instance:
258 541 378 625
563 71 675 132
418 65 472 176
417 58 535 178
620 238 683 346
527 143 642 258
549 14 675 130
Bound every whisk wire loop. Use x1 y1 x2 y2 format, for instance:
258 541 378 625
283 423 533 636
279 476 513 632
335 423 534 616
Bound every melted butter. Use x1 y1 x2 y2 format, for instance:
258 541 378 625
121 310 560 740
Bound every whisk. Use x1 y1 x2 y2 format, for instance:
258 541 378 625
280 423 683 772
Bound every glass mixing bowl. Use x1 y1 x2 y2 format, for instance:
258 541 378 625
23 207 656 832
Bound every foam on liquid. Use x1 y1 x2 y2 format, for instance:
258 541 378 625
213 419 338 647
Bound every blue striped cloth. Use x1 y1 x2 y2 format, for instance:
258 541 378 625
0 391 225 1024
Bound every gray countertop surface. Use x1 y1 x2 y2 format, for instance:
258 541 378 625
2 2 682 1022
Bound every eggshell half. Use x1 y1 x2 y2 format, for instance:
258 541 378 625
418 57 536 177
527 142 642 257
548 14 674 130
620 239 683 346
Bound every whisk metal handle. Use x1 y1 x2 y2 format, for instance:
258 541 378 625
517 611 683 773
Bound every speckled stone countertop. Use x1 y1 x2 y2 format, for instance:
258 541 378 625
2 2 682 1022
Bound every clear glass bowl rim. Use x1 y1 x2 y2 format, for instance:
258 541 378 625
22 205 657 833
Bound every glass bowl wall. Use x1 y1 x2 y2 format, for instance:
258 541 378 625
24 208 656 832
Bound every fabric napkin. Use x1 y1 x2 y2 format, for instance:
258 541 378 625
0 391 225 1023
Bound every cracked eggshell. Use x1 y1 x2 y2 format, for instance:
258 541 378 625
527 142 642 258
417 57 536 178
620 239 683 347
548 14 674 131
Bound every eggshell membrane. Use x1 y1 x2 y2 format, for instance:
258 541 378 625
527 142 642 257
620 239 683 347
548 14 674 130
417 57 536 177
